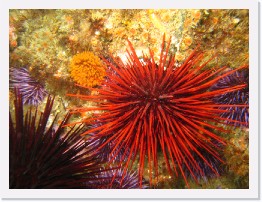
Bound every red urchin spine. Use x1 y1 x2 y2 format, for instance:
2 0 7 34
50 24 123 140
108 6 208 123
67 35 248 187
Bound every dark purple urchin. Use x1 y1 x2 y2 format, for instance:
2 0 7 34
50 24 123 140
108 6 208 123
182 141 224 182
211 68 249 127
88 135 128 163
9 90 114 189
9 67 48 105
87 123 130 163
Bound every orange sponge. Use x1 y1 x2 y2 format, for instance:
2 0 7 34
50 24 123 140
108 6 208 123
70 51 106 87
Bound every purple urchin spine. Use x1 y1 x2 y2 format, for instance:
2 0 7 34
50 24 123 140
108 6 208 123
182 141 224 182
97 169 148 189
211 69 249 127
87 122 130 163
10 67 48 105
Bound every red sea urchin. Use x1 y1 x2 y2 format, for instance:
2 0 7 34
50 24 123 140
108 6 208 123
68 35 248 187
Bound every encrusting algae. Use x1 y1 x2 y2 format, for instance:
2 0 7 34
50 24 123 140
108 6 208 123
70 51 106 87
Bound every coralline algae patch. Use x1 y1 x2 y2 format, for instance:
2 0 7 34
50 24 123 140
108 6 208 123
191 9 249 68
70 51 106 87
9 24 18 48
224 128 249 188
9 9 249 94
103 9 186 60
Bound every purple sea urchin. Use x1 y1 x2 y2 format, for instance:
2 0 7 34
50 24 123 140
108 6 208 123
211 68 249 127
87 124 130 163
10 67 48 105
182 141 224 182
98 169 148 189
9 89 113 189
68 35 248 187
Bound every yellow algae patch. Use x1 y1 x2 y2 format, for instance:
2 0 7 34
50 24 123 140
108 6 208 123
70 51 106 87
